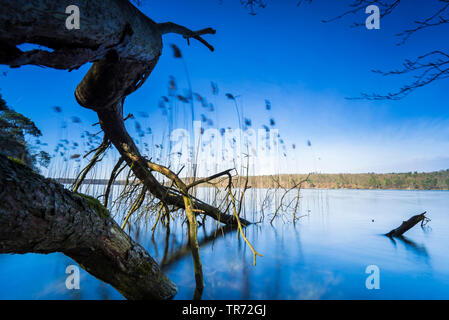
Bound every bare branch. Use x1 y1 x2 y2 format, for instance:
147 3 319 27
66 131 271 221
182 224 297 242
186 169 234 190
350 51 449 100
322 0 400 26
396 0 449 45
158 22 216 51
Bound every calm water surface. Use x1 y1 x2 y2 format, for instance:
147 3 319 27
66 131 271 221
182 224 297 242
1 189 449 299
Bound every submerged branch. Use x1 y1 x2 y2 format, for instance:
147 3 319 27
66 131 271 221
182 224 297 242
386 212 430 238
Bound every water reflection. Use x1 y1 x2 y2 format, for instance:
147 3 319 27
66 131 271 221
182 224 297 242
161 225 237 268
154 189 449 300
421 224 432 235
388 235 430 266
1 189 449 299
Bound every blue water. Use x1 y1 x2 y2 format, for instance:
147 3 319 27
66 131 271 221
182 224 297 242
1 189 449 300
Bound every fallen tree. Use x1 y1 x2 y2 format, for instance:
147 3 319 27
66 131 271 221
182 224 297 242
0 155 177 300
386 212 430 238
0 0 251 296
0 0 249 226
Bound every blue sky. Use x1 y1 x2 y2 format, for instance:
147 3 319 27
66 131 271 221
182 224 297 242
1 0 449 175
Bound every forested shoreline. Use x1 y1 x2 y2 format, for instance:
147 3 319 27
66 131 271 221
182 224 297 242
245 171 449 190
55 169 449 190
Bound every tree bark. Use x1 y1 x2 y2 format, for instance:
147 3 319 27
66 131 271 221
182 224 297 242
0 155 177 300
0 0 249 227
0 0 250 299
0 0 162 70
386 212 428 238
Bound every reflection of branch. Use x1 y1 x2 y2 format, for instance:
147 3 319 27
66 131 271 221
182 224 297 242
161 225 237 268
390 235 430 260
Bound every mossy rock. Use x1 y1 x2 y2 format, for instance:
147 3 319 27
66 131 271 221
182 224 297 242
75 192 110 219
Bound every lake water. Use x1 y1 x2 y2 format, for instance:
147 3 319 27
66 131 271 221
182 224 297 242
1 189 449 300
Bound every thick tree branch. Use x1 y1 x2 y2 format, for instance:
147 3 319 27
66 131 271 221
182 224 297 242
0 155 177 300
0 3 251 299
0 0 162 69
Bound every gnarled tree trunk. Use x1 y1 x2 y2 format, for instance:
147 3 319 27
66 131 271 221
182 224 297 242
0 0 251 299
0 155 177 300
0 0 248 227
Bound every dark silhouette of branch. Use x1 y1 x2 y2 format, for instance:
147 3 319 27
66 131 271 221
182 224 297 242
396 0 449 45
239 0 266 15
157 23 216 51
349 51 449 100
321 0 400 26
237 0 449 99
319 0 449 100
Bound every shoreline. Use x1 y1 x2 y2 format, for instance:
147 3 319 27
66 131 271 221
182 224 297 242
54 178 449 191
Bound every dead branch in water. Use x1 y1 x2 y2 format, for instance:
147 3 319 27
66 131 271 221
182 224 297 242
386 212 430 238
225 169 263 266
270 173 310 224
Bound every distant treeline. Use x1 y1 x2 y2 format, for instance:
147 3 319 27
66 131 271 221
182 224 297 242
56 169 449 190
56 178 126 186
243 170 449 190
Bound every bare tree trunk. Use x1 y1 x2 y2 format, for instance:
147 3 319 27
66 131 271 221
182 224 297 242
0 155 177 300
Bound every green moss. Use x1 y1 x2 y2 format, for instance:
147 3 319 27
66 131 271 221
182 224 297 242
75 192 110 219
7 156 26 167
